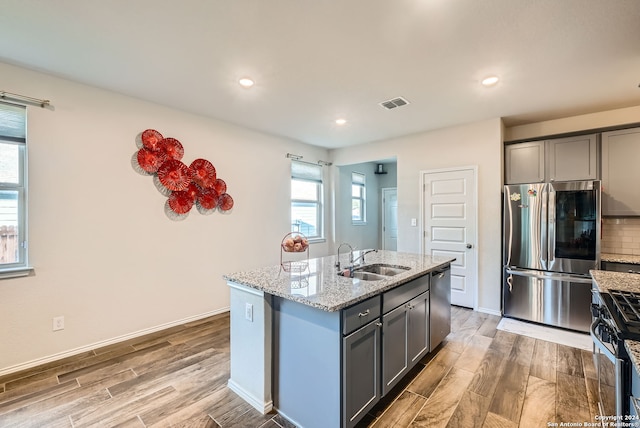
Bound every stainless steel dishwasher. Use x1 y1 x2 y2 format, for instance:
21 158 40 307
430 265 451 350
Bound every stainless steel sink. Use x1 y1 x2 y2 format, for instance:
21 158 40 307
337 263 410 281
337 271 385 281
354 264 410 276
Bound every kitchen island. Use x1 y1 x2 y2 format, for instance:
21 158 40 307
223 250 454 428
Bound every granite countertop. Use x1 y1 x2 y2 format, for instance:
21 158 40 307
223 250 455 312
590 269 640 293
601 253 640 265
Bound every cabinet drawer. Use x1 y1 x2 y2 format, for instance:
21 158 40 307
342 296 381 335
602 261 640 274
383 274 430 314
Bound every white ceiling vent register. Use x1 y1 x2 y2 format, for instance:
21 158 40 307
379 97 410 110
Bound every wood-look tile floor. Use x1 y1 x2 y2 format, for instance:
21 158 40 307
0 307 597 427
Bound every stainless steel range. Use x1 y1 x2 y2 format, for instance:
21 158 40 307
591 288 640 419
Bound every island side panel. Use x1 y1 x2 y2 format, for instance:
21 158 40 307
227 281 273 413
273 296 341 428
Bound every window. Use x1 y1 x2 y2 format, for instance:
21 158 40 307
0 102 28 274
291 161 323 239
352 172 366 224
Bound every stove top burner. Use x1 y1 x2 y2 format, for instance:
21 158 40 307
609 289 640 326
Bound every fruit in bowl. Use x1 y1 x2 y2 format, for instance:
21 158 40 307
282 235 309 252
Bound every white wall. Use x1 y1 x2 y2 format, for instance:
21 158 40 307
330 119 504 314
0 62 331 373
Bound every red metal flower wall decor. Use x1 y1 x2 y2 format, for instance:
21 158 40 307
132 129 234 219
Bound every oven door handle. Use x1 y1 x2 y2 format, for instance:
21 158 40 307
590 320 616 362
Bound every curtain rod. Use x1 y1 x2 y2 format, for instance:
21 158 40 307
286 153 332 166
0 91 50 108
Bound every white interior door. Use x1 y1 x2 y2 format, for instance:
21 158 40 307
422 168 477 308
382 188 398 251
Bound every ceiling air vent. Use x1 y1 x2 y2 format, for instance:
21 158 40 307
379 97 410 110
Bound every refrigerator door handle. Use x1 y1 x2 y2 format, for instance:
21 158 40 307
505 267 593 284
507 274 513 292
541 183 549 269
547 183 556 270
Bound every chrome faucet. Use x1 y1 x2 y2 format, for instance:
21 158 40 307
335 243 354 271
352 249 378 266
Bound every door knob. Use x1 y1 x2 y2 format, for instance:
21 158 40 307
466 244 473 249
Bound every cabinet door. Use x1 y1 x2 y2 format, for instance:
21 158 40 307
505 141 545 184
343 320 381 428
602 127 640 216
407 291 429 364
381 304 408 396
546 134 598 182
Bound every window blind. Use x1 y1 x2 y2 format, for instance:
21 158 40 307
0 102 26 141
352 172 365 185
291 160 322 183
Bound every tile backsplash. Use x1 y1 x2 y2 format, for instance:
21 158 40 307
602 218 640 255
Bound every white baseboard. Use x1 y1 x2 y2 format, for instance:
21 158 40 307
476 306 502 316
0 307 230 377
227 379 273 414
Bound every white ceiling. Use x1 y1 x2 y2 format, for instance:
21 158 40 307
1 0 639 148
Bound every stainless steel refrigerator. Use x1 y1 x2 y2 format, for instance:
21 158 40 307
502 180 600 333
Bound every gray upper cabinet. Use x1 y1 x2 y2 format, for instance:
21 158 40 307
602 127 640 216
505 141 545 184
505 134 598 184
546 134 598 182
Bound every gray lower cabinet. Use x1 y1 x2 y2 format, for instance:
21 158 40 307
381 303 409 395
381 275 430 396
381 291 431 395
343 320 381 428
408 291 430 362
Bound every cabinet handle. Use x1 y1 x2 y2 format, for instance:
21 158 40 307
358 309 370 317
375 322 383 327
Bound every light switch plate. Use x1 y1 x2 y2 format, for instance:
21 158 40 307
245 303 253 322
411 218 417 227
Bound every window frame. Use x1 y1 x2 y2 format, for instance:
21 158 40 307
290 161 324 241
351 172 366 225
0 102 30 278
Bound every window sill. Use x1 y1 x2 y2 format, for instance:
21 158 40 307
352 222 367 226
308 238 326 244
0 266 34 280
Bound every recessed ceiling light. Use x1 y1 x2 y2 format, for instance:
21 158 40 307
238 77 255 88
481 76 499 87
335 118 347 125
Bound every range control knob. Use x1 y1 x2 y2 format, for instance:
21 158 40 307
591 303 602 318
600 324 613 344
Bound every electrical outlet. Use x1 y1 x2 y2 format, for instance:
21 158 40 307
52 316 65 331
245 303 253 322
411 218 417 227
